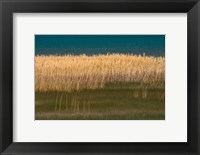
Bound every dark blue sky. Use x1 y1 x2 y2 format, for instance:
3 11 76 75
35 35 165 56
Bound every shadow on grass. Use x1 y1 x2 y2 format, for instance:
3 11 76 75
35 83 165 120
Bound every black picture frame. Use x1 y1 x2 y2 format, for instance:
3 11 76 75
0 0 200 154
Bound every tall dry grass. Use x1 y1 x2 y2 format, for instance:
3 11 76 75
35 54 165 92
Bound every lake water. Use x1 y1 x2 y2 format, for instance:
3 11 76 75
35 35 165 56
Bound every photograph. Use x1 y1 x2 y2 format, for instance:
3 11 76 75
35 35 165 120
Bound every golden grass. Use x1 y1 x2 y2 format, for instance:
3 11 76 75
35 54 165 92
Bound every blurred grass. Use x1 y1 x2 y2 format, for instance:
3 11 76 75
35 83 165 120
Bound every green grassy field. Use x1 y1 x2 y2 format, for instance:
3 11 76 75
35 83 165 120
